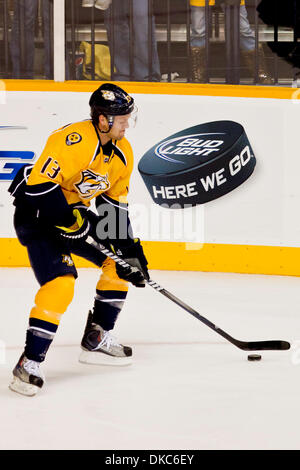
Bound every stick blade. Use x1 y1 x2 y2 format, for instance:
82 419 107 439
238 340 291 351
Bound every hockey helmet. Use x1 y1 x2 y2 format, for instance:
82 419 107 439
90 83 135 131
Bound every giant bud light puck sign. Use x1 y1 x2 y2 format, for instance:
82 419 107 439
138 121 256 208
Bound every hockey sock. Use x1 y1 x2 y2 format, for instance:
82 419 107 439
26 275 75 362
93 290 127 331
25 322 56 362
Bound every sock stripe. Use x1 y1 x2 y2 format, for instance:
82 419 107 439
29 326 55 338
29 317 58 334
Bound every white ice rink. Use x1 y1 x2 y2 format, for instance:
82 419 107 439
1 267 300 450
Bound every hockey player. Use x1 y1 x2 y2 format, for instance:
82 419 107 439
8 83 149 396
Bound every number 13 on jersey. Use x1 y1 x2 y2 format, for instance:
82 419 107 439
41 157 61 179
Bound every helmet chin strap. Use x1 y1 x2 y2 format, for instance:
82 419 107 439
98 114 114 134
98 127 110 134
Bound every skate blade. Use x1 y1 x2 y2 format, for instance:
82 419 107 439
9 376 40 397
79 350 132 366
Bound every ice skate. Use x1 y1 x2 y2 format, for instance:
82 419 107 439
79 311 132 366
9 353 44 397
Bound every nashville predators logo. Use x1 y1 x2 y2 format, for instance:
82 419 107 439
102 90 115 101
66 133 82 146
75 169 110 199
62 255 74 266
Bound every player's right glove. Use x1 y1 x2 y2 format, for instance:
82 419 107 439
56 208 90 243
111 238 149 288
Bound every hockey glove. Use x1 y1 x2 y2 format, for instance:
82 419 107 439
112 238 149 288
56 208 90 243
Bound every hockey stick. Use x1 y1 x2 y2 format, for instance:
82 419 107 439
86 236 290 352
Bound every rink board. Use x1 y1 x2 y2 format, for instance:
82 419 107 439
1 80 300 275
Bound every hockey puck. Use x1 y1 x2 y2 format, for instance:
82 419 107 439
247 354 262 361
138 121 256 208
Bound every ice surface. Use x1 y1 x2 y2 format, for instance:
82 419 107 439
1 267 300 450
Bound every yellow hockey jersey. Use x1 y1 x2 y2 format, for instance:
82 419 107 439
27 119 133 208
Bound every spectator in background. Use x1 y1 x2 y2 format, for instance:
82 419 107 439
190 0 273 84
103 0 161 81
257 0 300 86
10 0 52 79
82 0 111 8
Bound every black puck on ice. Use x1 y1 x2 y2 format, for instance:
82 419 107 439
138 120 256 208
247 354 262 361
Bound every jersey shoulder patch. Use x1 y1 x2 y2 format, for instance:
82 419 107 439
66 132 82 146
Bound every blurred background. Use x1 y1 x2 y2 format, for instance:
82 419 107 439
0 0 299 86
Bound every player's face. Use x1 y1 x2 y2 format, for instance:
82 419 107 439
109 114 131 140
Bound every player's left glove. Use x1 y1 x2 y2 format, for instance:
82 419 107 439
112 238 149 288
56 208 90 242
